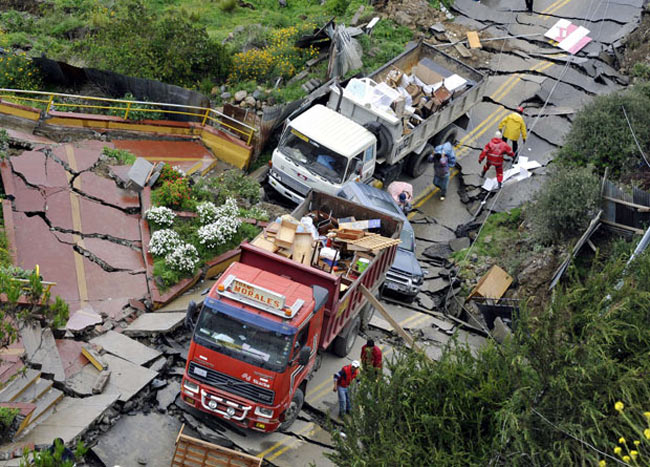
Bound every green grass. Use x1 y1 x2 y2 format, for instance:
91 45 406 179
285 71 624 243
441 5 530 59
451 208 523 264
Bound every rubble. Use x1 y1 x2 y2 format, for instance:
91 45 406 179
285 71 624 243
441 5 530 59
90 330 162 366
124 312 187 336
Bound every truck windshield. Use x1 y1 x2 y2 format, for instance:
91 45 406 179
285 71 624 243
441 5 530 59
194 306 293 373
400 228 414 252
280 128 348 184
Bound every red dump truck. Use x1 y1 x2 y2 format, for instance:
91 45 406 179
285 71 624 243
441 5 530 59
181 190 402 432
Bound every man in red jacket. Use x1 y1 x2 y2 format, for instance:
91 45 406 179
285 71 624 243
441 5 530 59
333 360 360 417
361 339 382 378
479 130 515 189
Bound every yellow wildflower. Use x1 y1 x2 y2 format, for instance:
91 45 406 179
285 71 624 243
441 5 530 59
614 447 622 455
619 437 626 444
614 401 624 412
630 450 638 460
644 428 650 440
598 460 606 467
623 456 630 463
634 440 640 447
644 411 650 420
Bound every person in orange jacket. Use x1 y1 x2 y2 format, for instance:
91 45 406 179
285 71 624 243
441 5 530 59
479 131 515 189
498 106 527 161
333 360 360 416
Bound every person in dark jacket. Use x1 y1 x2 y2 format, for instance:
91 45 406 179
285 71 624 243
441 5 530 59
429 150 450 200
479 131 515 189
333 360 360 416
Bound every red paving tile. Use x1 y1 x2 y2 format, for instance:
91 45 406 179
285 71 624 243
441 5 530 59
56 140 114 172
10 149 69 188
11 212 80 302
55 339 89 379
76 171 139 210
80 252 148 319
113 139 212 164
79 198 141 240
82 237 145 271
5 128 55 145
43 190 76 232
12 176 46 213
0 355 23 384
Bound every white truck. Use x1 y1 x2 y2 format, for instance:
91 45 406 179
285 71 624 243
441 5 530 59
268 40 486 204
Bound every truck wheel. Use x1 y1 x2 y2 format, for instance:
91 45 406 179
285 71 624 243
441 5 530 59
405 144 433 178
434 126 459 147
364 122 393 159
332 316 361 357
279 388 304 432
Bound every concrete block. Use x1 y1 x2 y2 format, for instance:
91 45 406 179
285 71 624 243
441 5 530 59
126 158 153 191
124 312 186 336
90 331 161 366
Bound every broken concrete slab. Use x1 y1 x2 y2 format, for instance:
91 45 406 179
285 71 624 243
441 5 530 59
10 149 69 188
412 221 457 244
17 393 120 445
424 278 450 294
99 354 158 402
90 330 161 366
124 312 186 336
156 279 216 313
79 237 146 272
422 243 453 261
156 380 180 411
489 171 548 213
23 328 65 383
126 158 154 191
449 237 470 252
65 307 103 332
93 412 181 467
76 171 139 210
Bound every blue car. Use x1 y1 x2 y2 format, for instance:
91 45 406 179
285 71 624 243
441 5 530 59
337 182 424 301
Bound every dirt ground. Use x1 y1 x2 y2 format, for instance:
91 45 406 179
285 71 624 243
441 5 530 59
621 9 650 73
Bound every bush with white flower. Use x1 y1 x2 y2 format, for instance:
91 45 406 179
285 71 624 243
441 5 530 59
197 201 219 225
164 242 199 273
148 229 181 256
217 197 239 218
198 216 242 249
145 206 176 227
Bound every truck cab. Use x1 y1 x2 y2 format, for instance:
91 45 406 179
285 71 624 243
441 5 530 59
269 104 376 204
182 262 328 432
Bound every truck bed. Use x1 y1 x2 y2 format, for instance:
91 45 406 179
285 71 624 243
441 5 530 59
328 41 486 165
240 191 402 351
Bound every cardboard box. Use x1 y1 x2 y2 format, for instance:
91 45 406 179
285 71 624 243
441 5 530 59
405 83 422 101
413 62 444 85
433 85 452 105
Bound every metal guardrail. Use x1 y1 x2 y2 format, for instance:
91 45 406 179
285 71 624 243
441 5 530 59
0 88 257 145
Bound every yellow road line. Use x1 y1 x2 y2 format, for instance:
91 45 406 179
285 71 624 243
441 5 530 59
258 423 316 459
542 0 574 18
65 145 88 305
306 375 334 399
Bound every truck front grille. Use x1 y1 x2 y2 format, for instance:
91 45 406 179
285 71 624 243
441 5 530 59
189 362 275 405
271 167 311 196
385 270 411 285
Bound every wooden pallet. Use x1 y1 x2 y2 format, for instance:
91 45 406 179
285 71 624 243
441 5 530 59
344 234 401 252
172 424 262 467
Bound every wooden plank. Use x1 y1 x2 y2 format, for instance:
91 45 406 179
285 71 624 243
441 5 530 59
444 32 471 58
466 31 482 48
603 195 650 212
468 265 512 300
292 232 313 265
601 219 645 234
360 285 421 352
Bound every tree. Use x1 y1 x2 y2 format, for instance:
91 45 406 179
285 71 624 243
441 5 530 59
328 249 650 466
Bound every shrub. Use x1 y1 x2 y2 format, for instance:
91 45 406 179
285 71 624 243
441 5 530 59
526 165 600 244
631 62 650 81
82 1 232 88
0 52 43 90
217 171 261 204
217 0 237 12
152 177 193 211
0 129 9 161
558 82 650 179
145 206 176 228
107 93 163 121
198 216 242 249
148 229 181 256
101 146 136 165
326 0 349 16
229 24 318 83
48 296 69 329
196 201 220 225
164 242 199 273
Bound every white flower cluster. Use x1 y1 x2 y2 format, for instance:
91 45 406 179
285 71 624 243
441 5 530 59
197 201 219 225
145 206 176 227
148 229 181 256
247 205 269 221
197 216 242 249
197 198 240 225
165 242 199 273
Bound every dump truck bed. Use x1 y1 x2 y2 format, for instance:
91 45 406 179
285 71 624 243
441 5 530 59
241 191 402 350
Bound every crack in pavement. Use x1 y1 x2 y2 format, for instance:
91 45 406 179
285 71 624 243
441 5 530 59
72 243 134 274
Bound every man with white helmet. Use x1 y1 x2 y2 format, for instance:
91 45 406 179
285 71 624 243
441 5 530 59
479 130 515 189
333 360 361 417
